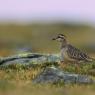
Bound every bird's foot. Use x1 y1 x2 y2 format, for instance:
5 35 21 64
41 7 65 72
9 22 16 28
75 64 80 73
58 61 67 69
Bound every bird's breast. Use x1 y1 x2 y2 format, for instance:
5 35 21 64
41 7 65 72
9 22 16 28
61 48 76 62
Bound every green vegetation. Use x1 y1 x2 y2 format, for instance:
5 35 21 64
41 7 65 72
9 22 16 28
0 62 94 95
0 23 95 94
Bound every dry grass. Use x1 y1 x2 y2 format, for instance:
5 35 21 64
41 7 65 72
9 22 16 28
0 80 95 95
0 63 94 95
0 23 94 95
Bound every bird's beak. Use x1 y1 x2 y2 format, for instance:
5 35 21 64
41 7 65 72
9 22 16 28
52 38 56 40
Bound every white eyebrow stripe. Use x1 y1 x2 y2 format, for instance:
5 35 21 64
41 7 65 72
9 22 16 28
58 35 66 38
59 35 64 37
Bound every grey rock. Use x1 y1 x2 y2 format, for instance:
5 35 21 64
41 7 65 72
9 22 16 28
0 53 60 65
33 67 94 84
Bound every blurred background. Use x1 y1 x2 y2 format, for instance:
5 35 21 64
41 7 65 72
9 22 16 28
0 0 95 56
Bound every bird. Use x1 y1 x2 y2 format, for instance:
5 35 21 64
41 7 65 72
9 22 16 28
52 34 94 68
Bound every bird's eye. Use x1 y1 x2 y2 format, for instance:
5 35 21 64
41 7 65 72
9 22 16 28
57 36 60 38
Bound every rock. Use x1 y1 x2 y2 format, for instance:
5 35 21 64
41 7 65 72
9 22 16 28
0 53 60 65
33 67 94 84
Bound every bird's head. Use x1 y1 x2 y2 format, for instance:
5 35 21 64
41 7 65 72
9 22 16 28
52 34 67 43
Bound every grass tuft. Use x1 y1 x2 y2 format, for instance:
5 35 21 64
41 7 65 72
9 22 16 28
0 62 94 95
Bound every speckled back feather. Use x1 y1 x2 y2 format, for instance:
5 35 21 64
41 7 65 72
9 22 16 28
67 44 92 62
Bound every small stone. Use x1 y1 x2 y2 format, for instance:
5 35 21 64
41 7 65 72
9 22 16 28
33 67 94 84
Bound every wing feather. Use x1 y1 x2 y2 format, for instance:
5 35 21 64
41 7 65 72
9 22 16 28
67 44 91 61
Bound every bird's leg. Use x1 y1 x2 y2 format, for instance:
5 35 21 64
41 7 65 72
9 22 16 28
58 61 67 69
75 63 80 73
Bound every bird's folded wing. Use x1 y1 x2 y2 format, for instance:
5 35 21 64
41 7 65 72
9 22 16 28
67 44 92 61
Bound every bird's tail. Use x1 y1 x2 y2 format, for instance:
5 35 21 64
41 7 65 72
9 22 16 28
88 57 95 62
91 57 95 61
85 56 95 62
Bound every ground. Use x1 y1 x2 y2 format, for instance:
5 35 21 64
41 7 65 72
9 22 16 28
0 21 94 95
0 62 95 95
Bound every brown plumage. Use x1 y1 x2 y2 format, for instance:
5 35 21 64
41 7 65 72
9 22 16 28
52 34 93 64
